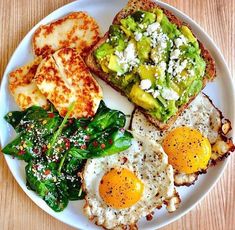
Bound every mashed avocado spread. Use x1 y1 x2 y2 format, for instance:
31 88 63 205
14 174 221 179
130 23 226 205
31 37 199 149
94 9 206 122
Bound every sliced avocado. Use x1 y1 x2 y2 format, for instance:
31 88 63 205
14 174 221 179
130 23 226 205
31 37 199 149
138 65 156 85
149 108 163 120
150 100 177 122
142 11 156 25
109 25 126 51
163 100 178 121
150 45 168 64
170 80 181 95
131 11 145 23
152 8 163 23
129 84 160 110
108 55 125 74
120 26 132 37
195 56 206 76
113 37 126 52
151 100 177 122
120 16 137 32
161 15 180 39
122 73 136 88
137 36 151 61
131 10 156 26
177 79 202 107
180 26 197 44
187 79 203 97
99 58 110 73
109 25 123 38
94 43 113 60
157 95 168 108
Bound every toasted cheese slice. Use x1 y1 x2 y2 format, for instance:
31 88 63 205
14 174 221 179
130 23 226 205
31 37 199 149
8 57 49 110
32 12 100 58
34 48 103 118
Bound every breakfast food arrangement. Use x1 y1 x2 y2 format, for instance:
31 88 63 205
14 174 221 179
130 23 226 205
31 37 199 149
1 0 234 229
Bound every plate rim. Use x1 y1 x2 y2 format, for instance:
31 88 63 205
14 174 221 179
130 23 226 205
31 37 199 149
0 0 234 229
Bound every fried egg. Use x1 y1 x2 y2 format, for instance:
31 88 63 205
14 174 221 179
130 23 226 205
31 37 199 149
131 93 234 186
82 132 180 229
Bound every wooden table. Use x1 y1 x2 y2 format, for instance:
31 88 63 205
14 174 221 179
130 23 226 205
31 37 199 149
0 0 234 229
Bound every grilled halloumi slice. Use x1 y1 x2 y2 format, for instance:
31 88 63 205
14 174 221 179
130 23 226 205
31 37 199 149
32 12 100 58
8 57 49 110
34 47 103 118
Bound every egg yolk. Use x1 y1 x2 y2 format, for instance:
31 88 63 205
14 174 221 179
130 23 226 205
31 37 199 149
162 126 211 174
99 168 144 209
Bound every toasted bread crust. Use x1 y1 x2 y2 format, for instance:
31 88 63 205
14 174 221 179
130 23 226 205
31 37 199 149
86 0 216 130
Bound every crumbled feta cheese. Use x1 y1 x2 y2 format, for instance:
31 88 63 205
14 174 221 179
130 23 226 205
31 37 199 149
151 31 168 48
147 22 160 34
175 38 183 48
146 88 154 93
159 61 167 72
179 35 187 44
122 63 129 72
174 59 188 75
170 49 181 59
188 69 195 76
134 32 142 41
140 79 152 90
167 60 174 74
124 43 136 61
161 41 167 49
152 90 160 98
115 42 139 74
161 88 179 101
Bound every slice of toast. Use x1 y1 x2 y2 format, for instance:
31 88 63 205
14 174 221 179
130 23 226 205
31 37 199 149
32 12 100 58
86 0 216 130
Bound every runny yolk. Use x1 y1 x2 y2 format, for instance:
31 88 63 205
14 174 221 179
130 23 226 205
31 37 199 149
99 168 144 209
162 126 212 174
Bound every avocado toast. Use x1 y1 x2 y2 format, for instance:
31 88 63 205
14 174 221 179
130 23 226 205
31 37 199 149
86 0 215 129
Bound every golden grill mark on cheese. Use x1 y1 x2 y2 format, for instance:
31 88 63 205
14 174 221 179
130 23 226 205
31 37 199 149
32 12 100 58
34 48 103 118
8 57 49 110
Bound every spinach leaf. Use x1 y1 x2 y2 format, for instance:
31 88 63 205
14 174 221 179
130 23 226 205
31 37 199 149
2 133 37 162
3 100 134 211
62 156 85 200
66 177 85 200
16 106 62 137
25 160 69 212
87 128 133 158
46 102 75 156
4 110 27 129
86 101 126 134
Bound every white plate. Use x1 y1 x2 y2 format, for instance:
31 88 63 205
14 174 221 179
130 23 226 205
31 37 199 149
0 0 234 229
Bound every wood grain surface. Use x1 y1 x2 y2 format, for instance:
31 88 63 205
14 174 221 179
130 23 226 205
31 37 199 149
0 0 234 229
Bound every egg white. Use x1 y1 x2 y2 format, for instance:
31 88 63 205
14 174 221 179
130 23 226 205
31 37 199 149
131 93 234 186
82 132 180 229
